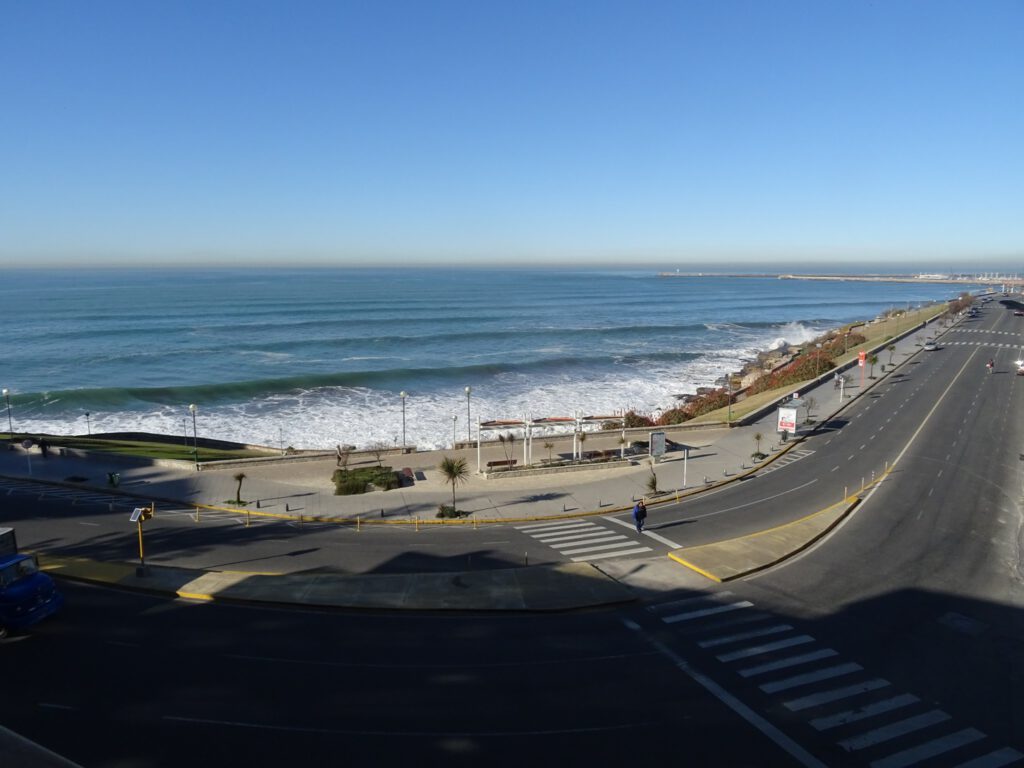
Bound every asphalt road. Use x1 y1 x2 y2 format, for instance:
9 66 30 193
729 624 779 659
2 581 798 768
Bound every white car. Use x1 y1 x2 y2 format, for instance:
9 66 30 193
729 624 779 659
923 341 938 351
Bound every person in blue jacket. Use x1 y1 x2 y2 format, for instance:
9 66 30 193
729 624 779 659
633 500 648 533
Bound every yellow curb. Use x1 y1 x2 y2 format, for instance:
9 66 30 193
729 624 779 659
666 484 878 582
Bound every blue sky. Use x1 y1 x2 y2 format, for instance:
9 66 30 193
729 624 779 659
1 0 1021 268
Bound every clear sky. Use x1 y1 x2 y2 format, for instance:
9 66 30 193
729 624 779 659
1 0 1021 269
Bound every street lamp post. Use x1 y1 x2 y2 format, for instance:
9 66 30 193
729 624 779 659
399 391 407 451
2 388 12 438
86 411 91 436
452 414 458 448
188 404 198 470
815 343 822 378
464 386 472 442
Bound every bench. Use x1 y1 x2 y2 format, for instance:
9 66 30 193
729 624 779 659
401 468 415 486
486 459 517 470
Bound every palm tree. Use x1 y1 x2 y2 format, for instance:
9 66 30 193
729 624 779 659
543 441 555 462
438 456 469 512
868 354 878 379
753 432 763 456
233 472 246 505
887 344 896 365
498 432 515 464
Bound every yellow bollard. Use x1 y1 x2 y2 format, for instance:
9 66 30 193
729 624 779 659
415 516 419 532
357 516 361 533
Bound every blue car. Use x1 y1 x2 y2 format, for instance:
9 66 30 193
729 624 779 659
0 552 64 638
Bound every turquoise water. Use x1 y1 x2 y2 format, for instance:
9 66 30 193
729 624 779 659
0 268 970 448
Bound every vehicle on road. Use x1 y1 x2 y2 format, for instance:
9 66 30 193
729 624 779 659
0 528 64 638
1013 310 1023 316
923 341 938 351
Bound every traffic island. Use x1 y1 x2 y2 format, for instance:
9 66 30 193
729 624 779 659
668 496 861 582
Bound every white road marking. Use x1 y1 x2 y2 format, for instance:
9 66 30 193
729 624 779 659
809 693 918 730
738 648 838 677
570 547 651 561
663 601 753 624
698 624 793 649
716 635 814 662
621 619 827 768
838 710 949 751
760 662 862 694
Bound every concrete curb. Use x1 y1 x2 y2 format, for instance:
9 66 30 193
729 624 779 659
37 554 637 613
668 496 863 582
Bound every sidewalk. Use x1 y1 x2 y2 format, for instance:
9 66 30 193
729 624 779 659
4 313 951 610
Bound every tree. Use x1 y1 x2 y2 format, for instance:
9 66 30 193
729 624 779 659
887 344 896 365
543 441 555 462
753 432 763 456
577 430 587 459
498 432 516 464
233 472 246 505
438 456 469 512
369 441 388 468
868 354 878 379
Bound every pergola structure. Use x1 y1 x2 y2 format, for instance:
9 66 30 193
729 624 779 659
475 413 627 473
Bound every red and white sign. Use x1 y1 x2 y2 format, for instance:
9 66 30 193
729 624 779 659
858 350 867 368
777 407 797 432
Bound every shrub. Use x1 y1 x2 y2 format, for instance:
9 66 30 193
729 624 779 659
436 504 471 519
332 466 399 495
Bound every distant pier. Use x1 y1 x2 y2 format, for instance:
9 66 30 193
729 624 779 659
656 272 1020 287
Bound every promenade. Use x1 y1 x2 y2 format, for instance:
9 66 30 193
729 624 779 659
0 312 953 612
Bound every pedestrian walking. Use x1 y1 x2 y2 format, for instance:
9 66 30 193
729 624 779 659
633 500 647 533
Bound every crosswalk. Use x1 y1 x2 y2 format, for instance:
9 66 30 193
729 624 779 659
759 448 815 475
515 518 652 562
646 593 1023 767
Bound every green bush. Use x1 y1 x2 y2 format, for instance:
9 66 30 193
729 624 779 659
332 466 399 495
436 504 471 519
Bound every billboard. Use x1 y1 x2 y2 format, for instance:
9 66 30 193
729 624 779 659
649 430 667 459
777 407 797 432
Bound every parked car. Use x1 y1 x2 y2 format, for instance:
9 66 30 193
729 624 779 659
0 528 64 638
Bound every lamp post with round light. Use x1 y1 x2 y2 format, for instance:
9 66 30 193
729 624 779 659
399 391 407 451
452 414 458 448
189 403 199 470
2 388 12 438
464 386 472 442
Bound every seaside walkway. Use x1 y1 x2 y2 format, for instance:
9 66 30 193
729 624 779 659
0 311 956 612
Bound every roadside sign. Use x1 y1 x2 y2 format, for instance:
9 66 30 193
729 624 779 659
130 507 144 523
649 430 666 459
858 350 866 367
778 407 797 432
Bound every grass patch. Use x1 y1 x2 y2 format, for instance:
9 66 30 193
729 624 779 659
332 466 401 495
2 434 270 462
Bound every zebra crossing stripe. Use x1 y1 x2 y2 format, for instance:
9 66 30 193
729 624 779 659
759 662 862 694
869 728 985 768
518 521 591 533
538 530 616 544
515 519 586 531
558 538 631 555
954 747 1024 768
716 634 814 662
663 601 754 624
699 623 793 649
810 693 919 730
738 648 838 678
570 547 650 562
838 709 950 751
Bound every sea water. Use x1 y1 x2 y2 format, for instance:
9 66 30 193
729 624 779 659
0 267 971 449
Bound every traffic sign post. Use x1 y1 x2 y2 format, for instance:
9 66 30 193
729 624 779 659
130 505 154 576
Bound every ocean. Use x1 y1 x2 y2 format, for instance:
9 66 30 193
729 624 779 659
0 267 974 450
